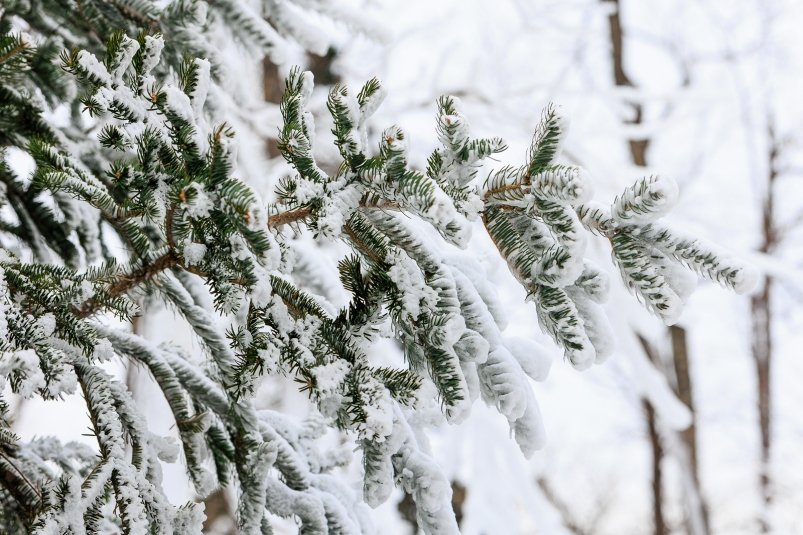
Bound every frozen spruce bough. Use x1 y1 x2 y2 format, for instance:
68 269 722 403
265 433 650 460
0 32 754 535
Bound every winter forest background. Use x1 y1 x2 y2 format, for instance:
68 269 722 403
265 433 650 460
3 0 803 534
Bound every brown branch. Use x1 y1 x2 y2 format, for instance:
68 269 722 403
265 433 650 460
106 251 179 298
0 40 29 67
74 251 180 318
267 206 313 228
483 182 528 200
164 206 177 249
267 200 401 230
73 200 401 319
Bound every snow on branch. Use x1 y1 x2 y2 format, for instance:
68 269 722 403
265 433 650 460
0 25 757 535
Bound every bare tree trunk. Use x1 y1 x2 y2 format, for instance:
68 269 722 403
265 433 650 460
670 326 710 534
753 125 778 532
636 335 669 535
603 0 649 166
752 280 772 532
604 3 667 533
605 2 713 532
671 327 696 475
643 400 668 535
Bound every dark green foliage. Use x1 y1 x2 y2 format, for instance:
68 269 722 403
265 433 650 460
527 103 564 177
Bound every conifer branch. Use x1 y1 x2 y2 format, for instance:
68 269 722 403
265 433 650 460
74 251 179 318
0 20 757 534
0 39 30 67
267 206 313 228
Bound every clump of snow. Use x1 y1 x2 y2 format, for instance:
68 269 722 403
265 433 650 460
249 270 272 308
183 242 207 266
356 377 394 442
392 436 460 534
503 335 552 381
110 35 139 82
386 249 437 319
45 365 77 398
358 83 387 120
512 393 547 457
612 174 679 225
266 293 295 335
311 360 350 396
441 312 468 349
453 329 490 364
479 348 528 422
533 165 593 205
76 50 112 85
37 313 57 336
294 177 325 205
317 183 361 237
439 111 470 153
532 244 585 288
139 35 164 83
658 255 698 302
565 287 615 364
0 349 45 397
163 85 195 124
172 503 206 534
263 231 283 272
93 338 115 362
424 186 471 247
189 58 210 114
184 183 216 218
732 262 759 295
77 280 95 302
152 434 180 463
228 233 251 261
299 70 315 104
573 261 610 304
163 84 208 150
547 104 570 160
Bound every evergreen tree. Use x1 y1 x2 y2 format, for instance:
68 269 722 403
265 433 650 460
0 3 755 534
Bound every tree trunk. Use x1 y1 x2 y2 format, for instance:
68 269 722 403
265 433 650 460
671 327 697 475
643 400 668 535
605 3 666 533
752 279 772 531
671 326 710 534
636 335 669 535
752 125 778 532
